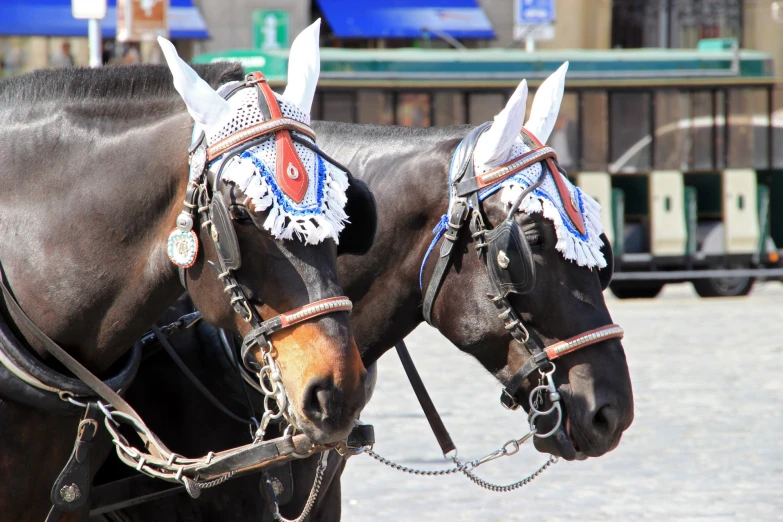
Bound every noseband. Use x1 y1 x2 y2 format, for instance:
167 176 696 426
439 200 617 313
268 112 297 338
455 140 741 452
420 122 624 430
171 72 353 429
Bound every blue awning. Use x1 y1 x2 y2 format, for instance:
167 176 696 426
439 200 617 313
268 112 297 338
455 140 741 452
0 0 209 39
316 0 495 39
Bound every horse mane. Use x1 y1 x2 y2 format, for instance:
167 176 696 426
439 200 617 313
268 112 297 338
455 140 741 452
0 62 245 111
313 121 471 149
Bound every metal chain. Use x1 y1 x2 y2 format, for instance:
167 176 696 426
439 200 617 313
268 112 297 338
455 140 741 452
362 429 558 492
98 338 297 494
363 448 473 476
196 470 235 489
269 450 330 522
457 455 558 492
254 340 294 439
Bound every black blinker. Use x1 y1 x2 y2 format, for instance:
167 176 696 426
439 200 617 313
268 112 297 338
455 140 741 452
485 219 536 296
210 195 242 271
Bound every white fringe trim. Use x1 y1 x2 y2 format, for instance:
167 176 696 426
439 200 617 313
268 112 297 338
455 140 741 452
221 154 350 245
499 181 607 269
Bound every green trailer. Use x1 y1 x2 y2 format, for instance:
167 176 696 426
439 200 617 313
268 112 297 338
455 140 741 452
195 42 783 298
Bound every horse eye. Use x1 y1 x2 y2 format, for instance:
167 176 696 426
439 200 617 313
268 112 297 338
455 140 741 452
229 205 252 223
525 232 541 245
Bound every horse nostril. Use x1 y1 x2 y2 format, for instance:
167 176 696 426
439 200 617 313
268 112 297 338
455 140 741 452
591 402 618 436
301 377 340 423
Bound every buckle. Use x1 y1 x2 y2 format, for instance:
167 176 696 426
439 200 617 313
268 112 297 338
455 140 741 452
245 72 267 86
444 199 469 241
500 389 521 410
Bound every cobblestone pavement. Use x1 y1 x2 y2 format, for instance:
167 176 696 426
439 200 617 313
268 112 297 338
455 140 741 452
341 282 783 521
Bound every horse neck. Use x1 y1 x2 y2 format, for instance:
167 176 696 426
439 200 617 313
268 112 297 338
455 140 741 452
0 107 190 371
323 123 464 366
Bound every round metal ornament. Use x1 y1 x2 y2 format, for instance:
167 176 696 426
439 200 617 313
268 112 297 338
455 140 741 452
60 483 81 503
167 228 199 268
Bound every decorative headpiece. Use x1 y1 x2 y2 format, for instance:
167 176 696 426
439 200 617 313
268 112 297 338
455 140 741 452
472 63 607 269
158 20 350 260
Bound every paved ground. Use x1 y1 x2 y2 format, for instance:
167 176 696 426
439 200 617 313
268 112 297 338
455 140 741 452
341 282 783 522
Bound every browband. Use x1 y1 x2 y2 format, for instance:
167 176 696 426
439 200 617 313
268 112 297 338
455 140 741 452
206 118 316 162
455 146 557 196
543 324 624 360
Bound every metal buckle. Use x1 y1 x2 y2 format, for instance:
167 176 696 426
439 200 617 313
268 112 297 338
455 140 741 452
245 73 266 86
500 389 521 410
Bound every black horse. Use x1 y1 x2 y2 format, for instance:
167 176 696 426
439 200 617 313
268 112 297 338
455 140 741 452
102 70 634 521
0 28 375 520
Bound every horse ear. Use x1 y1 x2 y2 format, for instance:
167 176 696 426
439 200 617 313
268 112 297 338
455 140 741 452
282 19 321 116
157 36 231 130
474 79 528 167
523 61 568 144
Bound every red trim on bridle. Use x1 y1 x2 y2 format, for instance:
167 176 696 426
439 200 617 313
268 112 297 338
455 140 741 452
278 297 353 329
544 324 624 360
519 128 586 236
252 72 310 203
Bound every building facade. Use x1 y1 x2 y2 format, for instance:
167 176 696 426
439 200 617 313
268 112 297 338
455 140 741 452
1 1 781 78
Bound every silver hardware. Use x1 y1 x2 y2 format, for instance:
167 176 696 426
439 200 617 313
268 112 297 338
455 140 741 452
211 225 219 242
268 451 329 522
286 163 300 180
60 483 81 503
189 145 207 181
364 428 557 493
497 250 510 269
528 364 563 438
176 214 193 232
269 476 284 496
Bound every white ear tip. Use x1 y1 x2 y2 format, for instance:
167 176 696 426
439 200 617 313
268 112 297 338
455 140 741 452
298 18 321 42
516 79 528 96
157 36 174 52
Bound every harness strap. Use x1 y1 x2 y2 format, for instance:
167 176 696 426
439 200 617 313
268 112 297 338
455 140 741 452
151 325 256 426
0 279 140 419
544 324 624 361
421 210 465 325
254 72 310 204
455 146 557 197
519 128 586 236
49 403 100 514
240 296 353 368
206 118 315 162
500 324 625 409
395 341 455 455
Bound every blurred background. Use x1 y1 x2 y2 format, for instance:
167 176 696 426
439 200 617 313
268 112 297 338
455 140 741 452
3 0 782 299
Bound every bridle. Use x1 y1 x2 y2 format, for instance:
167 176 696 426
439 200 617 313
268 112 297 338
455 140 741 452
420 122 624 432
172 72 354 433
354 122 626 494
0 72 370 521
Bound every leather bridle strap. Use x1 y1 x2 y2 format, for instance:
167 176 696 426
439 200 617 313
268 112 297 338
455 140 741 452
0 278 141 420
455 146 557 197
206 118 316 162
151 325 256 426
501 324 624 407
240 297 353 367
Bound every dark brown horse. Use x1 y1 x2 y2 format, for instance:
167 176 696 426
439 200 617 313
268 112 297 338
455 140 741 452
0 27 372 521
102 70 634 521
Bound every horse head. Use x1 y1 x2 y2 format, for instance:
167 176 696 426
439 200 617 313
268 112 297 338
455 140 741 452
429 64 633 460
158 21 373 444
